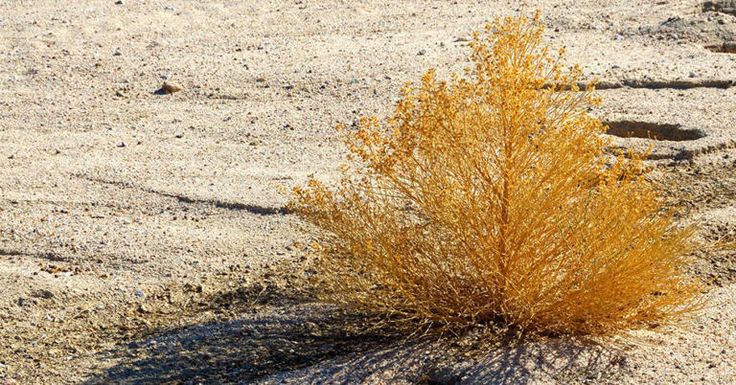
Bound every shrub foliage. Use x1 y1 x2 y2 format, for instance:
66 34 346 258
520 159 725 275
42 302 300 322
290 14 699 335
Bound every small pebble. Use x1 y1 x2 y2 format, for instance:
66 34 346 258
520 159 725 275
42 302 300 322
31 289 54 300
161 81 183 94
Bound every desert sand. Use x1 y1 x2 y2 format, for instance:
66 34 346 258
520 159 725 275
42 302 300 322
0 1 735 384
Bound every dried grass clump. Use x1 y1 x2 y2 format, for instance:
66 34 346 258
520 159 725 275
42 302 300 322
290 14 700 335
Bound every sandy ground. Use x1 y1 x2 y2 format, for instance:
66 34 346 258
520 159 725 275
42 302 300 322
1 0 735 384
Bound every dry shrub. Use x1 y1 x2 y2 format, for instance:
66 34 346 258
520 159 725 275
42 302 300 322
290 14 700 335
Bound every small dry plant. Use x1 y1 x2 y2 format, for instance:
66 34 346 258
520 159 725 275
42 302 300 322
290 14 700 335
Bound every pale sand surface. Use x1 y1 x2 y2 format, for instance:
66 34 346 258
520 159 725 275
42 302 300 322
0 1 735 383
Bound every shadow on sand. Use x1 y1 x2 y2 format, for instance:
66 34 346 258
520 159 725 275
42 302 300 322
83 285 629 385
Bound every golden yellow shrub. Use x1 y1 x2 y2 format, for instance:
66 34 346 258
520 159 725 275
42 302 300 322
290 14 700 335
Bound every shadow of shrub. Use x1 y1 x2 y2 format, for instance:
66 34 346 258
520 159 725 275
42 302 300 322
83 289 403 385
84 289 628 385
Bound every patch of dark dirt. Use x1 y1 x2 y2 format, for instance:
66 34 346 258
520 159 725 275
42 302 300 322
703 1 736 17
705 40 736 52
645 12 736 48
604 121 705 141
653 157 736 285
655 157 736 213
690 247 736 286
691 216 736 286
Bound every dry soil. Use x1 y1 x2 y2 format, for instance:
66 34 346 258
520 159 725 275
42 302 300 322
1 1 735 384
